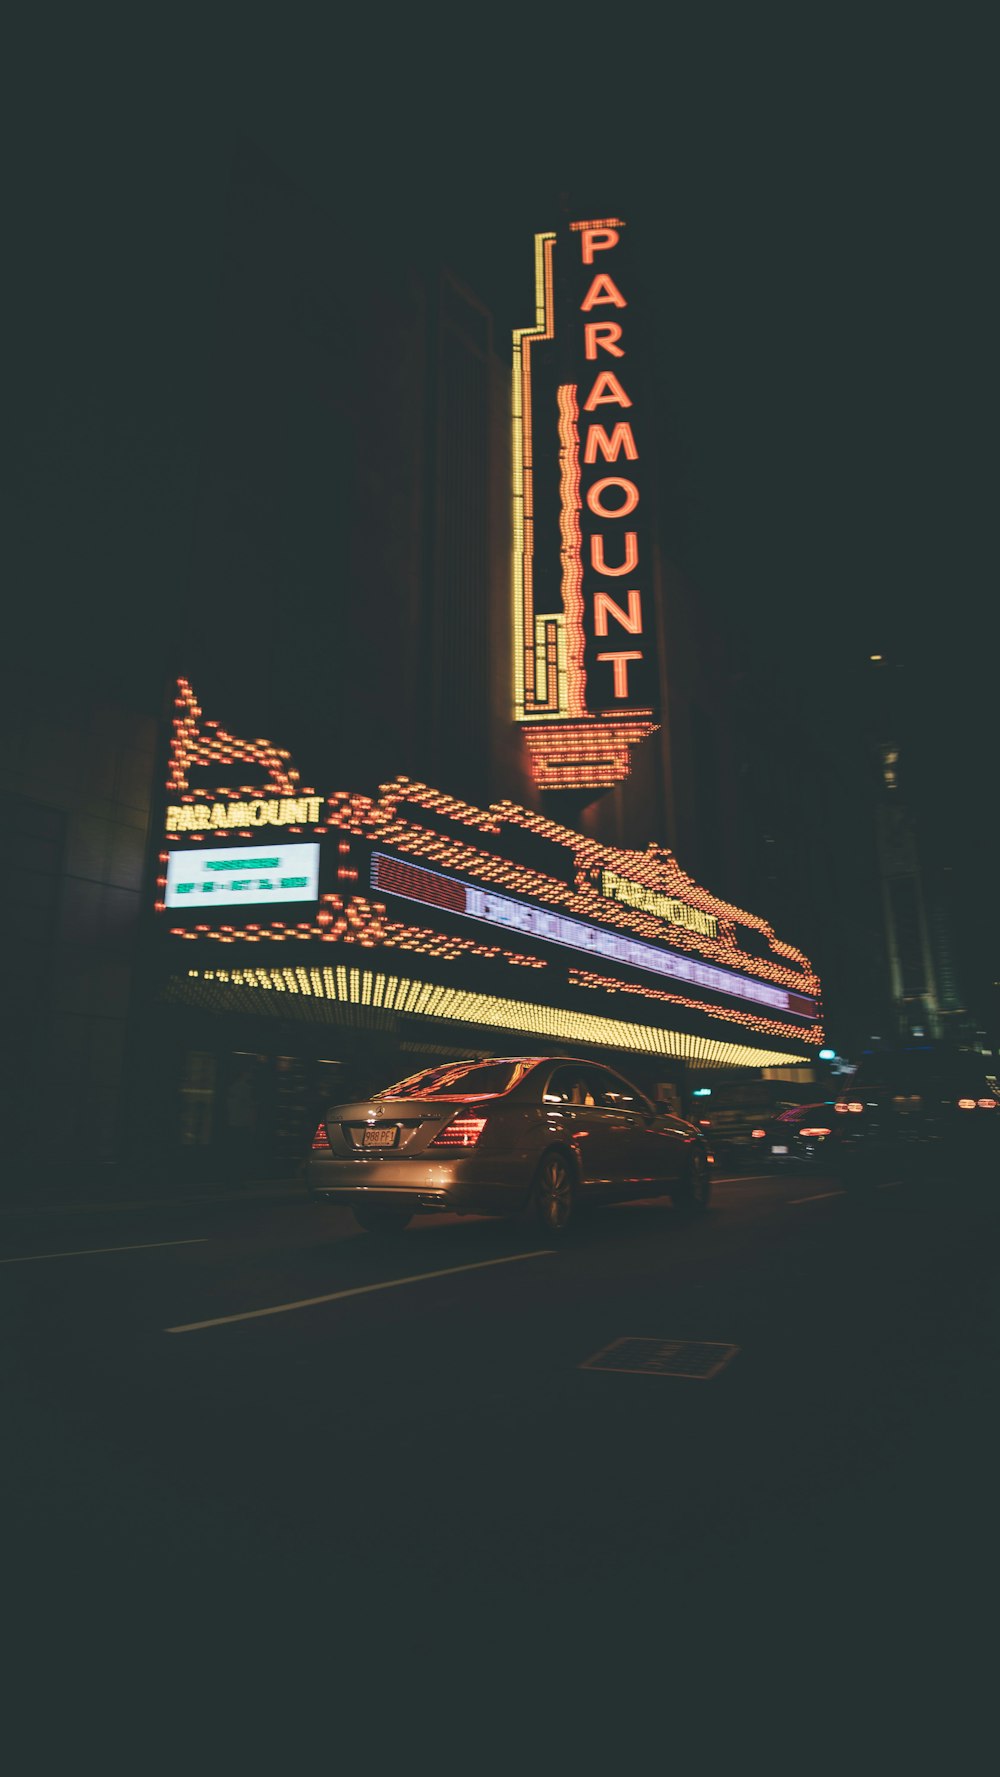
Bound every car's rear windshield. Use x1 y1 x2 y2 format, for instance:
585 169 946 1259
378 1060 530 1100
777 1103 833 1123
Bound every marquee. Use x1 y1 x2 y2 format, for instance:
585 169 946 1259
156 680 824 1069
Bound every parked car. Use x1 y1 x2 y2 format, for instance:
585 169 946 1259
827 1047 999 1188
748 1102 837 1168
309 1055 712 1235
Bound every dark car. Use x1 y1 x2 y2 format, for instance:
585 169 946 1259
749 1102 837 1168
308 1055 712 1235
827 1047 999 1188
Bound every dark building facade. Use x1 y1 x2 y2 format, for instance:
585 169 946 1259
3 697 158 1198
5 148 515 1202
179 146 513 809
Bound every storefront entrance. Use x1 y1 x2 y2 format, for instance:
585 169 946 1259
147 985 690 1194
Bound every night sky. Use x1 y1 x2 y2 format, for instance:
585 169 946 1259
9 11 997 1017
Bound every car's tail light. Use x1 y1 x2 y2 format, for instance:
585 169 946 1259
800 1127 831 1138
957 1098 977 1111
834 1103 849 1113
429 1115 488 1148
977 1098 997 1110
751 1128 766 1139
311 1121 329 1150
847 1102 864 1113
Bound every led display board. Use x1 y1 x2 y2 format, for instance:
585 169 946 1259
165 842 320 908
157 680 824 1069
370 854 814 1019
513 217 658 789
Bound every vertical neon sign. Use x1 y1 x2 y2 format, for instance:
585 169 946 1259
513 217 658 791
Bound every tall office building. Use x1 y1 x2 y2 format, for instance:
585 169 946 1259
866 656 965 1040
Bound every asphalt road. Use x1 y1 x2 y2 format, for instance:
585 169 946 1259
4 1166 998 1755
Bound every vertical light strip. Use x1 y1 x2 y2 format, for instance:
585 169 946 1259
557 383 586 718
512 232 556 721
532 613 565 713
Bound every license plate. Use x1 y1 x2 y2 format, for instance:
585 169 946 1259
770 1144 789 1155
363 1126 399 1149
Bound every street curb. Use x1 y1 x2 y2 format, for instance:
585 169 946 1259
2 1170 833 1222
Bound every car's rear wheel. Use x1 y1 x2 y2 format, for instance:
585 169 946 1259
352 1205 412 1235
531 1150 577 1236
671 1150 711 1214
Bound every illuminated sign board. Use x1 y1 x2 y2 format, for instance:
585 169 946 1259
165 798 322 833
370 854 814 1019
157 678 824 1066
599 871 718 938
165 843 320 908
513 217 658 789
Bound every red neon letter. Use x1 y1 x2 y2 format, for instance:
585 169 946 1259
596 651 643 697
594 589 643 636
581 227 619 263
590 532 638 576
586 477 639 518
582 371 632 410
581 273 628 311
584 422 638 463
584 321 624 360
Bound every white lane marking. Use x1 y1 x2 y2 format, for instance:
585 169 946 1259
0 1238 209 1266
712 1173 788 1185
165 1248 557 1334
790 1178 903 1206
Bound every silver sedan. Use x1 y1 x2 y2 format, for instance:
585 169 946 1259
308 1055 712 1235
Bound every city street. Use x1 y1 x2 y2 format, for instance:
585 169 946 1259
4 1166 997 1731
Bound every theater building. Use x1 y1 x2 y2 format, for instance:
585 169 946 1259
7 171 824 1201
139 205 823 1187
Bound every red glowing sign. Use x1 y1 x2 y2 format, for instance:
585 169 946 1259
513 217 658 789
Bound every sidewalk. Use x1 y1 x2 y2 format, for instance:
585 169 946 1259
0 1174 312 1221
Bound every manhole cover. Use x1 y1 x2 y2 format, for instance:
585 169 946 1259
580 1337 740 1380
